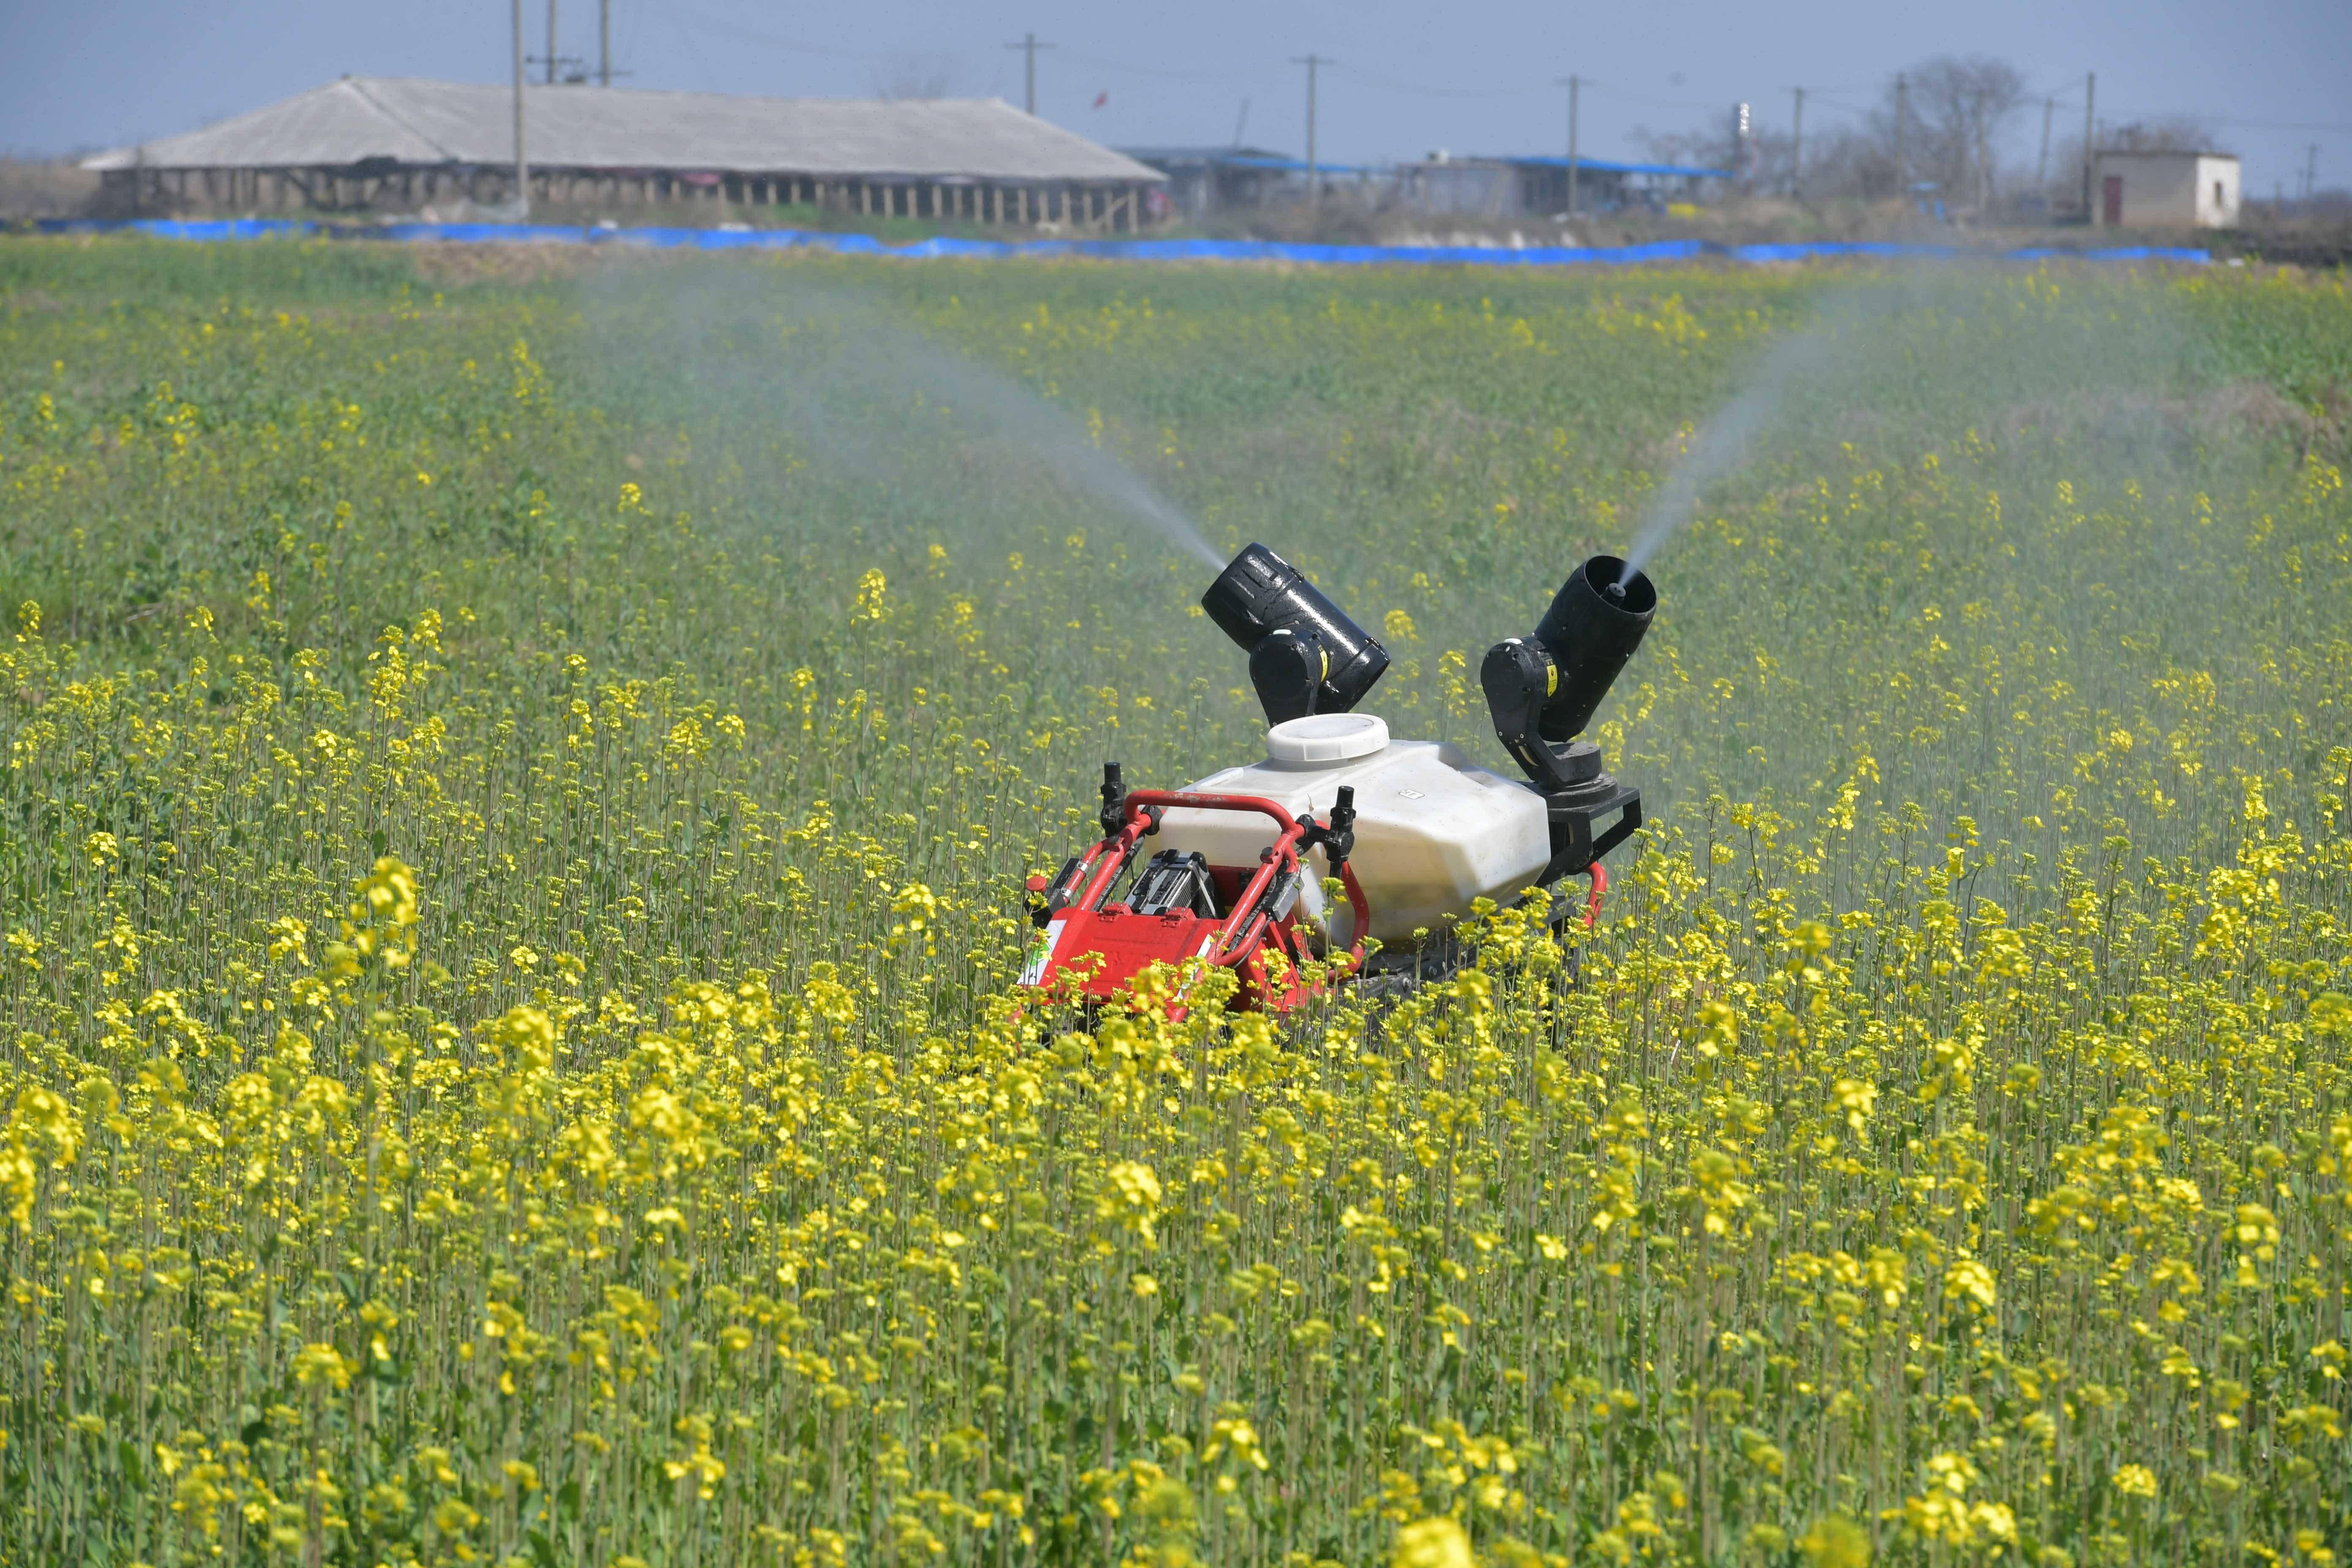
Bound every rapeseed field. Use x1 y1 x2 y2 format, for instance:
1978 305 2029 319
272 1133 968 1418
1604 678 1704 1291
1 238 2349 1568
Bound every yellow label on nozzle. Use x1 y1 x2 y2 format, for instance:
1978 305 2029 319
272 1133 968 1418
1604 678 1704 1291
1546 657 1558 696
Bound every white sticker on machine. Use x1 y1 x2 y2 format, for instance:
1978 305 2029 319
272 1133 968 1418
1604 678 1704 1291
1018 919 1068 987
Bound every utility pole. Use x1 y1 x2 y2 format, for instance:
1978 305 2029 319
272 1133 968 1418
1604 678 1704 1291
1974 94 1992 212
2305 144 2321 202
1292 54 1333 199
1790 86 1805 200
2036 96 2053 193
512 0 529 215
1892 73 1907 201
600 0 610 86
2080 72 2096 218
545 0 559 84
1554 74 1581 216
1003 33 1054 116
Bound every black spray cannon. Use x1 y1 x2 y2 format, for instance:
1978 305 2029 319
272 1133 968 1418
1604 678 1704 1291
1481 554 1655 876
1202 542 1390 726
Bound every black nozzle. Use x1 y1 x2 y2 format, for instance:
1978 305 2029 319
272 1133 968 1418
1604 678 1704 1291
1100 761 1126 842
1484 553 1656 816
1478 555 1655 877
1529 555 1655 743
1202 543 1389 727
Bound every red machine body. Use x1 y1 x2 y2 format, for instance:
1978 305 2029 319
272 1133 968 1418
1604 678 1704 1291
1019 790 1369 1015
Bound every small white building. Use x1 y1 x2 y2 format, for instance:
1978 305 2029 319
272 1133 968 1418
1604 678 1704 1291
2092 150 2240 229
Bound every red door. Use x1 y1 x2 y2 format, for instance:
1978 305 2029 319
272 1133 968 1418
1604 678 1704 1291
2102 174 2123 226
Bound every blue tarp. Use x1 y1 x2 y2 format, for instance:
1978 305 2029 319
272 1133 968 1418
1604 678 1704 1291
1497 154 1735 180
28 217 2209 269
37 217 315 241
1210 155 1381 177
2003 245 2213 263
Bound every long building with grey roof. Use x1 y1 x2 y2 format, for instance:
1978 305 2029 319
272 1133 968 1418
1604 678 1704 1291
82 76 1167 230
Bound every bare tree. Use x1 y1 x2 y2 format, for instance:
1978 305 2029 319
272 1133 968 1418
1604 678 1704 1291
873 53 957 101
2101 117 2219 152
1650 54 2028 212
1796 121 1906 203
1903 56 2027 211
1637 113 1798 199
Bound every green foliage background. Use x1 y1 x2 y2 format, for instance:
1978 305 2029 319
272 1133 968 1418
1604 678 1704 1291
0 238 2349 1567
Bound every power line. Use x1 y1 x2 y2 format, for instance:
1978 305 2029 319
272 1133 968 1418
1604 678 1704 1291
1336 64 1545 99
1056 50 1284 86
1794 94 1878 121
535 16 2352 182
1577 82 1747 111
664 6 898 63
2096 109 2352 133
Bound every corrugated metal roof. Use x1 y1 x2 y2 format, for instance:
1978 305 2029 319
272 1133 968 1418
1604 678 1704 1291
1216 154 1379 176
1492 154 1734 180
1118 146 1295 167
83 76 1165 182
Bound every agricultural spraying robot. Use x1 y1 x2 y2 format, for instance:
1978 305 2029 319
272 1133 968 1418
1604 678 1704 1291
1019 545 1657 1010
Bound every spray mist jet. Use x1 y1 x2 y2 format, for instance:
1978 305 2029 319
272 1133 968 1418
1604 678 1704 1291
1202 543 1390 726
1482 554 1654 874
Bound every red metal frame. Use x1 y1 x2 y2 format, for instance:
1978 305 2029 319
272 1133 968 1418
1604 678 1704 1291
1021 791 1369 1014
1020 789 1615 1015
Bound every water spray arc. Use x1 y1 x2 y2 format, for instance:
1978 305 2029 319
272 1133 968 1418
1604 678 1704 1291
1610 273 1963 587
1617 322 1833 586
597 268 1228 572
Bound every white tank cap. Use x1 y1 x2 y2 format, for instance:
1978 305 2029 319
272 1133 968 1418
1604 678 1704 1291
1266 712 1390 764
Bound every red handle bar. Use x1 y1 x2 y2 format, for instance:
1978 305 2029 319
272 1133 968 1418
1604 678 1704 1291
1073 790 1370 975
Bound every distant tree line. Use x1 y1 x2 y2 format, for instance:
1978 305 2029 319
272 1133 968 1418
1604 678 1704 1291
1640 54 2218 217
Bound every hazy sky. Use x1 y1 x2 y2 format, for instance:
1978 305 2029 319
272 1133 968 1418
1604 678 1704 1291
4 0 2345 194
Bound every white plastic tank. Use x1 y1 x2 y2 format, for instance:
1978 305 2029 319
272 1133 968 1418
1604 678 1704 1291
1151 713 1550 946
